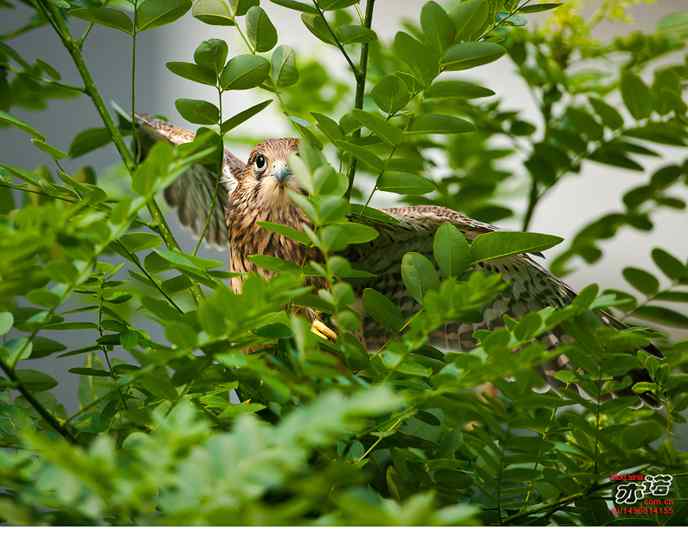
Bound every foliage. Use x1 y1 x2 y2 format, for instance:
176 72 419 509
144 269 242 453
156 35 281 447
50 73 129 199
1 0 688 527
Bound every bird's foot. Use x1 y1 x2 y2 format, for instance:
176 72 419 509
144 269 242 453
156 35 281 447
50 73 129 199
311 319 337 341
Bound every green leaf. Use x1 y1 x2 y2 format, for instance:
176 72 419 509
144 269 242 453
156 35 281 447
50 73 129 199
230 0 260 16
336 141 385 172
349 110 402 146
15 369 58 391
0 312 12 336
175 98 220 125
393 31 439 86
634 305 688 328
192 0 235 25
166 61 216 85
588 97 623 130
312 112 344 141
69 368 112 377
221 99 273 134
655 290 688 303
448 0 489 41
301 14 336 45
371 75 410 114
621 421 664 449
70 7 133 34
30 337 67 359
433 223 471 277
421 1 455 52
249 255 302 273
328 222 379 244
425 79 494 99
363 288 404 331
271 45 299 87
0 111 45 139
402 252 440 304
408 114 474 134
624 123 686 146
319 0 359 9
337 25 377 44
471 231 564 262
622 267 659 295
220 54 270 90
269 0 317 14
657 10 688 37
68 127 112 158
651 248 687 282
246 6 278 52
119 232 164 252
2 338 32 369
31 139 67 160
193 38 228 74
620 72 653 120
441 41 505 71
137 0 191 31
520 3 562 13
257 221 311 245
378 171 435 195
165 321 199 348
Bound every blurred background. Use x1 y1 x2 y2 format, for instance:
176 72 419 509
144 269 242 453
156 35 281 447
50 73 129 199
2 0 687 410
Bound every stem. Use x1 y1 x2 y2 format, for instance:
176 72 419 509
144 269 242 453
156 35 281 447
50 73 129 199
345 0 376 200
522 177 539 231
131 0 140 164
97 278 128 410
312 0 360 78
34 1 181 255
35 0 203 304
115 240 184 313
0 359 76 443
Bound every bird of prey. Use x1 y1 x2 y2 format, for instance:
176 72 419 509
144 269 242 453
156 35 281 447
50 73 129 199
135 115 659 400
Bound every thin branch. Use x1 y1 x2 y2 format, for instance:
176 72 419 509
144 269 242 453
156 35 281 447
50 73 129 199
312 0 361 78
130 0 142 166
34 1 183 257
115 240 184 314
34 0 204 305
0 359 77 443
345 0 376 199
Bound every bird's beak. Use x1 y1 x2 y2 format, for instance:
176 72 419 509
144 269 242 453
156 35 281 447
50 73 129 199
272 160 291 184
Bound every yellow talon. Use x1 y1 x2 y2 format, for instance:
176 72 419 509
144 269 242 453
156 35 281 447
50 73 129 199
311 319 337 341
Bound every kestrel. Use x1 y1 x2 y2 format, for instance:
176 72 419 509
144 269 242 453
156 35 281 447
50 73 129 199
135 114 659 401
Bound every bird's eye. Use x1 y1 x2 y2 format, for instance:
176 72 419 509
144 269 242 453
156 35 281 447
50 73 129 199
254 154 267 173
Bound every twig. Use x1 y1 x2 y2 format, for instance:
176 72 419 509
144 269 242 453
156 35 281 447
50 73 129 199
312 0 360 78
345 0 376 199
0 359 76 443
115 240 184 313
34 0 203 304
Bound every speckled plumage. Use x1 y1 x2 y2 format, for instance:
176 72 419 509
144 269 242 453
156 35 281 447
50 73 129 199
133 118 654 374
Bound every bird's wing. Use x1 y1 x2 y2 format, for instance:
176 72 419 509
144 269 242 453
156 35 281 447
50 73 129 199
135 114 245 248
345 204 576 349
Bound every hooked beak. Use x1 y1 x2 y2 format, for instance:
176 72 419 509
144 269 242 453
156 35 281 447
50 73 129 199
272 160 291 184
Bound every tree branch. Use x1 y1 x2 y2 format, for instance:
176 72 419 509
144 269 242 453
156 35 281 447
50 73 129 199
345 0 376 199
312 0 361 79
0 359 77 443
34 1 180 250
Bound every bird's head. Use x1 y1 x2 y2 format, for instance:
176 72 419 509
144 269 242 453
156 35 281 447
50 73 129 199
231 137 300 209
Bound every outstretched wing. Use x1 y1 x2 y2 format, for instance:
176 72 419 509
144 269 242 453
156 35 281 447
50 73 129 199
135 114 245 248
346 204 576 349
